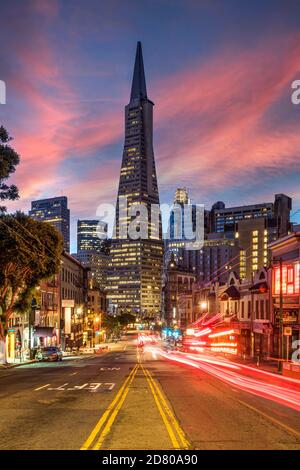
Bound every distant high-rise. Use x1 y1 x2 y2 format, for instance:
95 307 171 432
77 219 107 252
210 194 292 279
74 250 109 292
29 196 70 252
107 42 163 317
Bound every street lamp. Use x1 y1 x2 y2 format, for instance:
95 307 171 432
28 297 38 359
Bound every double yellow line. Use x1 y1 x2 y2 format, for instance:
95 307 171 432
81 364 139 450
141 365 190 449
81 363 190 450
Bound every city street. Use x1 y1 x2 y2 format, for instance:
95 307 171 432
0 335 299 450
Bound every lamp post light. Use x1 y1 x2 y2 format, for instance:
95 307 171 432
94 316 100 347
278 258 284 374
29 297 38 360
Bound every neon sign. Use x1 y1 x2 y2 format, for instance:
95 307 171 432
274 263 300 295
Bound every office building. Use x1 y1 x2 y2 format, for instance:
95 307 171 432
77 219 107 252
107 42 163 317
29 196 70 252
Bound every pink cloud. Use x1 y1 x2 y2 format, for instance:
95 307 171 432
6 30 300 220
154 35 300 195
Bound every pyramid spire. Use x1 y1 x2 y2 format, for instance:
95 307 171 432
130 41 147 101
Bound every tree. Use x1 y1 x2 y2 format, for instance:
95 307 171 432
102 315 121 338
0 126 20 213
118 313 136 327
0 212 63 360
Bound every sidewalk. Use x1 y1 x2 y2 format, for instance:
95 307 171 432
181 347 281 375
227 354 280 375
0 343 115 369
0 359 36 369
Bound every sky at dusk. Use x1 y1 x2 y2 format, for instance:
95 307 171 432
1 0 300 252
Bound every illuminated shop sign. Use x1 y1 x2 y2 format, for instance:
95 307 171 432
274 263 300 295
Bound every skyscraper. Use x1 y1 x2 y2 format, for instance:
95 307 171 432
29 196 70 252
77 219 107 252
107 42 163 317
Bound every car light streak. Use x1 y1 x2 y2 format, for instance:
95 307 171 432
209 329 235 338
150 347 300 413
201 312 223 326
194 328 211 337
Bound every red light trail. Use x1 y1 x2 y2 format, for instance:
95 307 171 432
148 347 300 413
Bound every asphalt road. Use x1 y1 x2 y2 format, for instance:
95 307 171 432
0 336 300 450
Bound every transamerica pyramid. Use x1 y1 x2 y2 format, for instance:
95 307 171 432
107 42 163 318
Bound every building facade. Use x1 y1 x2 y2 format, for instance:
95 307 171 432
163 259 196 328
269 232 300 360
190 268 273 358
77 219 107 252
107 42 163 317
6 252 89 360
74 250 109 292
84 284 107 347
212 194 292 280
166 193 292 285
29 196 70 252
60 252 88 349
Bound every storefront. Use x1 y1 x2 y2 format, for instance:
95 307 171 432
33 327 56 348
269 233 300 360
6 327 24 362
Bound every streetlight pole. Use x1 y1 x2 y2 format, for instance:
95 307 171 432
278 258 284 373
250 271 254 359
28 297 37 360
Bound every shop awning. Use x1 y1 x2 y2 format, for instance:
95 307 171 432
220 285 240 300
249 281 268 293
33 327 55 338
253 322 273 334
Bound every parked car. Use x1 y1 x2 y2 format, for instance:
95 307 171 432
36 346 63 362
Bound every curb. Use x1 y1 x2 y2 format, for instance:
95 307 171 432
0 348 112 369
0 359 36 369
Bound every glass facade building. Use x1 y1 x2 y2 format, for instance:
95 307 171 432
29 196 70 252
107 42 163 317
77 219 107 252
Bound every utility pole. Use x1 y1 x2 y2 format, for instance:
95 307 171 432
250 271 254 358
28 297 37 360
278 258 284 373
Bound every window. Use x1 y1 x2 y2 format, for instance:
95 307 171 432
260 299 264 319
256 300 259 319
266 300 269 319
274 263 300 295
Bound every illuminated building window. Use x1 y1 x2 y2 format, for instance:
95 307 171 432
274 263 300 295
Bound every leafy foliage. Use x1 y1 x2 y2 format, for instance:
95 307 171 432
0 126 20 213
102 314 120 337
118 313 136 326
0 212 63 339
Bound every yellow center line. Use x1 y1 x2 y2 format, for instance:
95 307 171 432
141 365 180 449
143 366 190 449
80 364 139 450
34 384 50 391
237 399 300 440
92 364 139 450
141 365 190 450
